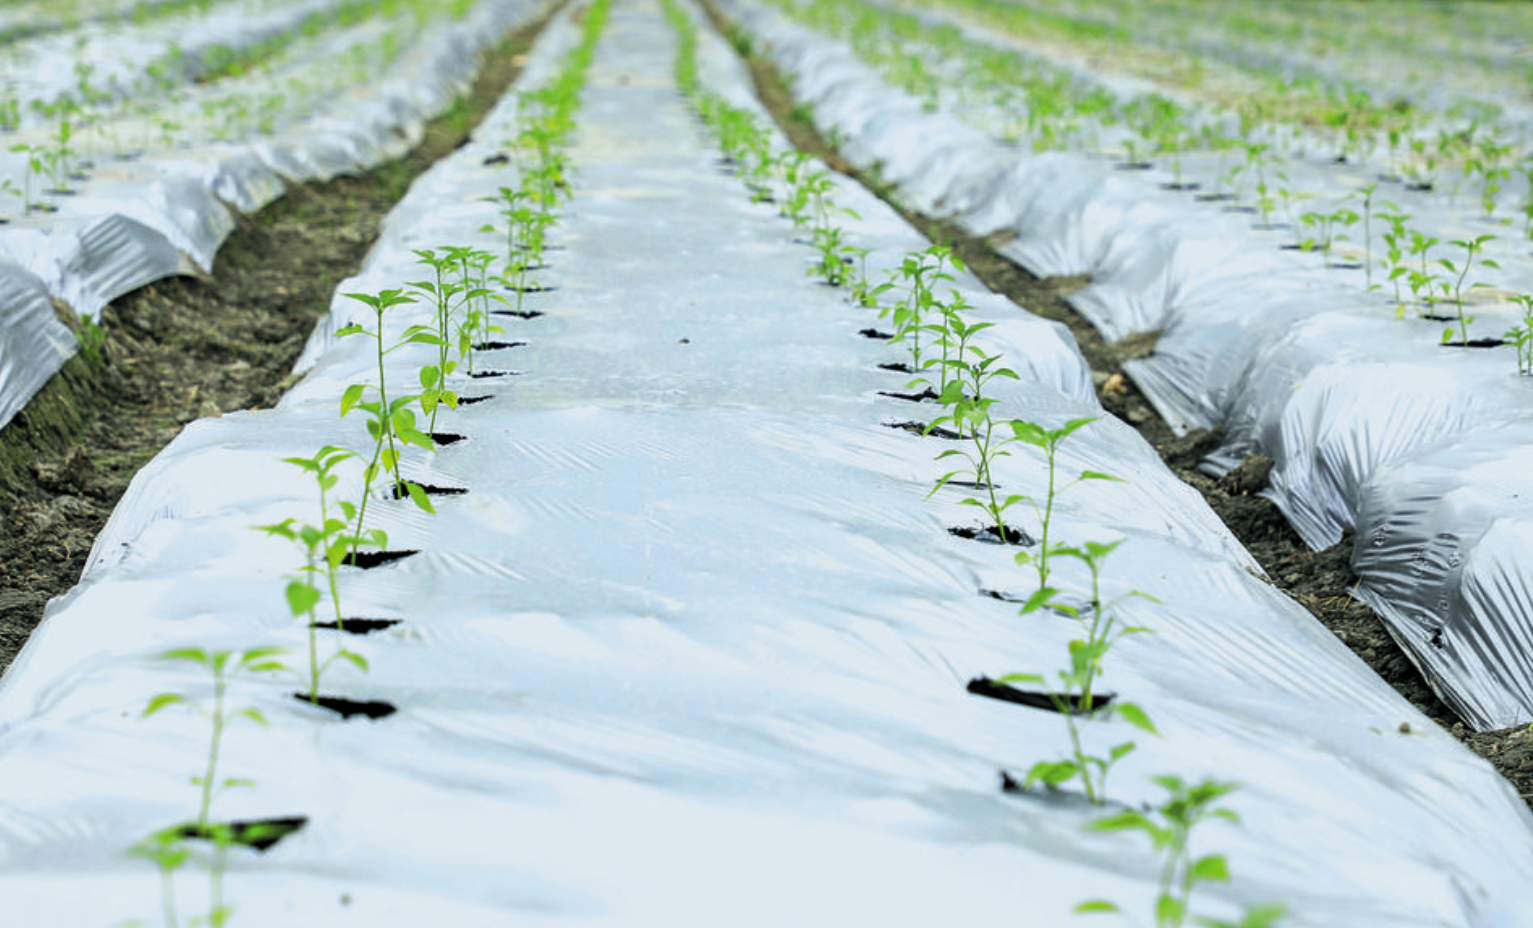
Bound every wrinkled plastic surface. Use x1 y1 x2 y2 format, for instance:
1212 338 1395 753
0 3 1530 925
721 0 1533 730
0 0 551 431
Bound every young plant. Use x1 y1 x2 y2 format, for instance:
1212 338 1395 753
142 647 287 828
1377 208 1410 302
1438 234 1498 344
1079 777 1287 928
128 826 192 928
1001 539 1156 804
1010 416 1121 594
407 248 473 434
1406 230 1441 314
256 446 380 702
927 338 1024 543
1505 294 1533 375
884 245 961 375
336 288 438 539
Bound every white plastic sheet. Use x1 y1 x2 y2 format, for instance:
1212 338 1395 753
0 0 552 431
721 0 1533 730
1 2 1531 925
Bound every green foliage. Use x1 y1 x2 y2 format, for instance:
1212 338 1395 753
1505 294 1533 376
1000 540 1155 804
336 287 439 523
1080 776 1285 928
142 647 286 828
255 446 378 702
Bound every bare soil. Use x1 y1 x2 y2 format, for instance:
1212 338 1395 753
0 14 553 674
705 3 1533 811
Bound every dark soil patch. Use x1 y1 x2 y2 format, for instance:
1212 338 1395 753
0 13 556 677
709 0 1533 810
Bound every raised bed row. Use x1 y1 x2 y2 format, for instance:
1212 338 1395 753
721 0 1533 731
0 0 554 431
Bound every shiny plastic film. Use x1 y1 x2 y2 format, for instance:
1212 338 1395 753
0 0 553 431
1 2 1531 925
716 0 1533 730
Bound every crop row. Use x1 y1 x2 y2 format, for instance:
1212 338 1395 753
718 0 1533 732
0 0 551 432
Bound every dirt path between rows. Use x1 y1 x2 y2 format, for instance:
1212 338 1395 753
698 2 1533 811
0 10 557 675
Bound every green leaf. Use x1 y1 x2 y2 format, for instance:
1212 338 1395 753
1191 853 1231 884
404 480 436 514
1115 701 1159 734
337 650 369 673
235 708 269 727
340 383 365 416
1088 810 1150 833
1020 586 1061 614
142 693 186 717
1079 470 1123 482
1026 759 1079 786
1074 900 1120 915
285 582 321 617
1157 894 1187 926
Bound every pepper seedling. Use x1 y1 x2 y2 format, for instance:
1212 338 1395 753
142 647 288 829
337 288 439 523
1001 539 1156 804
256 446 379 702
1078 776 1287 928
1438 234 1498 345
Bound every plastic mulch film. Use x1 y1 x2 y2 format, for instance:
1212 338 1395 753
717 0 1533 731
0 1 1530 925
0 260 76 429
0 0 552 432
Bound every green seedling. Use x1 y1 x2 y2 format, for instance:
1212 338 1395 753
1377 209 1410 302
10 142 52 214
1298 206 1357 267
1001 539 1156 804
1079 776 1287 928
1010 416 1122 593
928 333 1024 542
128 825 192 928
1465 133 1512 217
884 245 961 375
449 246 506 373
407 248 476 434
76 312 107 365
142 647 287 829
256 446 379 702
1438 234 1498 344
1506 294 1533 375
845 245 887 308
1406 230 1441 314
811 223 853 286
336 288 438 526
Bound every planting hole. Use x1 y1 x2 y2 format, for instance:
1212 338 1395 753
877 387 940 403
343 549 420 569
176 816 308 852
311 618 403 636
966 676 1112 714
291 693 398 721
388 481 468 499
431 432 466 446
949 524 1035 546
882 419 963 440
